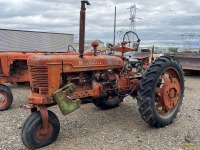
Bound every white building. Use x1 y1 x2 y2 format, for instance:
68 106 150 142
0 29 74 52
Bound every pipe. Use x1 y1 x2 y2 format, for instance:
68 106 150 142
113 6 116 46
79 0 91 58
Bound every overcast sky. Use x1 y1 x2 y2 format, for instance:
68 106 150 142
1 0 200 48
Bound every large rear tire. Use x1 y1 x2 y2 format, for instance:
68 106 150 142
137 56 184 127
0 84 13 111
21 110 60 149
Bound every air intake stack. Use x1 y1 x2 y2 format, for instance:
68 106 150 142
79 0 90 58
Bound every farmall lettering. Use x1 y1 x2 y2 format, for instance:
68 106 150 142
79 59 102 66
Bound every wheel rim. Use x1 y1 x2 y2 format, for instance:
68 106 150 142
35 123 53 141
0 92 7 108
155 68 181 117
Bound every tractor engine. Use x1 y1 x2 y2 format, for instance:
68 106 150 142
27 52 138 108
61 69 121 98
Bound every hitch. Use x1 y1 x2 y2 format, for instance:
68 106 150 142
53 83 80 115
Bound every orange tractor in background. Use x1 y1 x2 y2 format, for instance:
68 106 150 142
21 1 184 149
0 50 77 111
0 52 42 110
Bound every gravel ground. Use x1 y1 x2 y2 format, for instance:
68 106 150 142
0 75 200 150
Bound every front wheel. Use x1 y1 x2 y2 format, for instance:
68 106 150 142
21 110 60 149
137 56 184 127
0 84 13 111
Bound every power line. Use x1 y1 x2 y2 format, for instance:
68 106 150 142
181 30 200 50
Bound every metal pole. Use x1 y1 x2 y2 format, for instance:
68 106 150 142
113 6 116 46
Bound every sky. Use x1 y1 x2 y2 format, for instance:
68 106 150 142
1 0 200 48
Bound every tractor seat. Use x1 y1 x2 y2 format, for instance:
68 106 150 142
132 52 151 60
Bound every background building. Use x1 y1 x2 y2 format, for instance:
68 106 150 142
0 29 74 52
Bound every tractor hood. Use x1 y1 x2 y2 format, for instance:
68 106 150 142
28 54 123 71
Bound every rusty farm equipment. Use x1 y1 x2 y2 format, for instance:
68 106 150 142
166 51 200 74
0 49 77 111
21 1 185 149
0 52 43 110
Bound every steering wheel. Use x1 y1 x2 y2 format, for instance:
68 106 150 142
67 45 76 52
122 31 140 51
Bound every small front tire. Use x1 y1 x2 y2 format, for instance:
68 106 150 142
21 110 60 149
0 84 13 111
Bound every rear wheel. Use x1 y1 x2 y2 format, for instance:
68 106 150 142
21 110 60 149
0 84 13 111
137 56 184 127
92 96 122 110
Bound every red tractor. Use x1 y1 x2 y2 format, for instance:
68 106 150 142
21 1 184 149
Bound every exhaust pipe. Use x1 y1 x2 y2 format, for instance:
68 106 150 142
79 0 91 58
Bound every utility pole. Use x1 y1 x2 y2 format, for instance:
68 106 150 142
116 4 140 42
113 6 116 46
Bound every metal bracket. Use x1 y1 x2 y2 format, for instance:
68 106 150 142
23 104 49 135
37 105 49 135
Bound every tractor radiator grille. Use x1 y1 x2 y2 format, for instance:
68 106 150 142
29 66 48 94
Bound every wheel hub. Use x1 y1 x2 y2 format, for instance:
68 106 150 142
0 92 6 106
162 78 180 109
168 88 176 99
35 124 53 141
